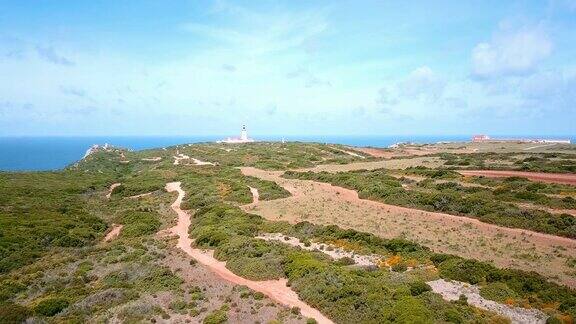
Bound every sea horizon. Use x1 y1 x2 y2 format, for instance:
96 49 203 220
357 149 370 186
1 134 574 172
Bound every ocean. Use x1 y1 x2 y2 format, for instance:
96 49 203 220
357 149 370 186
0 135 573 171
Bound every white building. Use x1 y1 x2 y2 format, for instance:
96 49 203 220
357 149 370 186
218 125 255 143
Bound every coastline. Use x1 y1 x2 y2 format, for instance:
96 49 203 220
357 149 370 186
1 135 575 171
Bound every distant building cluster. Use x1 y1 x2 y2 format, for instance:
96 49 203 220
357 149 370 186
471 135 571 144
218 125 255 143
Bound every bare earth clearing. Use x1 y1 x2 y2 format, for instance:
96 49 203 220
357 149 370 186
298 156 444 172
358 142 575 156
241 167 576 288
355 146 475 158
164 182 333 324
458 170 576 186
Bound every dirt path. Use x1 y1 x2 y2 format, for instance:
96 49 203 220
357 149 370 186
458 170 576 186
104 224 123 242
106 183 121 199
240 167 576 288
245 186 259 208
523 143 557 151
141 157 162 161
128 192 155 199
164 182 333 324
191 158 215 166
173 150 214 166
173 152 190 165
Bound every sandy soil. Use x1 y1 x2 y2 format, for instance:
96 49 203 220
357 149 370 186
173 152 190 165
523 143 558 151
244 186 259 210
106 183 121 199
358 142 575 155
257 233 380 267
191 158 215 166
297 156 443 173
428 279 547 324
164 182 333 324
104 224 123 242
159 248 304 324
127 192 155 199
241 167 576 288
458 170 576 186
173 150 214 166
330 147 366 159
355 146 475 158
141 157 162 161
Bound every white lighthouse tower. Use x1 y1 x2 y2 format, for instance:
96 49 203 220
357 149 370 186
240 125 248 141
218 125 255 143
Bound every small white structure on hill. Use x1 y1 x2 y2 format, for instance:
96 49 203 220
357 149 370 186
218 125 255 143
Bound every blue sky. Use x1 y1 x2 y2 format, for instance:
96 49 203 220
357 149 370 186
0 0 575 136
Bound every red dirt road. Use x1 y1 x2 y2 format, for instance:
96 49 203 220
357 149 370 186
458 170 576 186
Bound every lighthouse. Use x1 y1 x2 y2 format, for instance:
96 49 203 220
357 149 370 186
240 125 248 141
217 125 255 143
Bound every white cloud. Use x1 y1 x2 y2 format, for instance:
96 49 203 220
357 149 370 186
471 25 552 78
398 66 445 101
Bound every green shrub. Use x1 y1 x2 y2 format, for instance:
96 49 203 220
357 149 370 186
203 308 228 324
443 308 463 323
438 258 488 284
386 296 433 323
334 257 355 266
0 280 26 302
121 211 161 237
392 263 408 272
409 281 432 296
34 297 69 316
479 282 517 303
0 303 30 323
546 315 563 324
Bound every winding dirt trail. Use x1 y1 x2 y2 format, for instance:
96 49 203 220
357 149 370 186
106 183 121 199
240 167 576 288
104 224 123 242
458 170 576 186
247 186 260 207
164 182 333 324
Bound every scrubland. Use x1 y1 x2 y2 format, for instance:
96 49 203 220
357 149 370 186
1 141 576 323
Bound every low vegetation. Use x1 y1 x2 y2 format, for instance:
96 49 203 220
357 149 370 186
189 203 576 322
438 152 576 173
